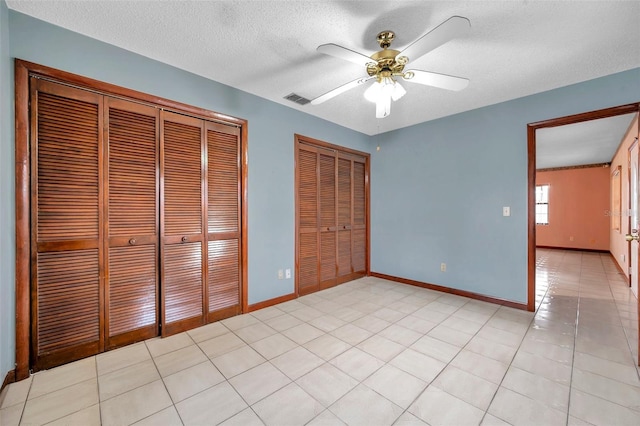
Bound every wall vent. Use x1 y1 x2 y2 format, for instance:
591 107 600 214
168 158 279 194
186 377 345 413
284 93 311 105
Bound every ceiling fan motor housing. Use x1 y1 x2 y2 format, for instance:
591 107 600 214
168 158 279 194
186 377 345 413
367 31 409 79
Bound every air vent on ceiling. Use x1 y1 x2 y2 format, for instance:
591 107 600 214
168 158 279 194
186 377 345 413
284 93 311 105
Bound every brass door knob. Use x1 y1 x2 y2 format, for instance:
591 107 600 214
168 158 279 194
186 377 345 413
625 234 639 242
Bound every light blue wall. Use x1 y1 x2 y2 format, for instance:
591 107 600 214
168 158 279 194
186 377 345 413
0 0 14 381
372 68 640 303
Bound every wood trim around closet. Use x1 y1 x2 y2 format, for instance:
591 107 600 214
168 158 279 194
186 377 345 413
14 59 249 379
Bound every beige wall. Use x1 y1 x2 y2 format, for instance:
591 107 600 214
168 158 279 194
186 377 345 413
610 114 639 277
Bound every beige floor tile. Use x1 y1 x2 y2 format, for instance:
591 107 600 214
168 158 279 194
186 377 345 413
427 324 474 347
569 388 640 426
163 360 225 403
303 334 351 361
465 335 517 364
250 306 284 322
330 384 403 426
100 379 172 426
332 306 366 322
282 323 325 344
409 385 485 426
212 345 266 378
99 358 160 401
289 306 324 322
228 362 291 405
0 402 23 426
571 368 640 411
264 313 303 332
145 332 194 358
441 315 485 334
154 344 208 377
309 314 346 332
219 407 265 426
296 363 358 407
330 347 385 381
432 365 498 410
21 378 98 425
449 349 509 385
0 375 32 409
410 335 460 363
234 322 277 344
251 333 298 359
330 323 373 345
487 386 566 426
364 364 427 409
134 406 183 426
480 413 512 425
96 342 151 376
198 332 246 358
252 382 324 425
352 314 391 333
511 349 572 385
46 403 100 426
502 366 570 412
476 325 524 348
372 306 409 322
29 357 96 400
221 313 261 331
573 351 640 388
394 411 429 425
187 321 229 343
412 306 450 323
271 346 324 380
452 307 493 325
307 409 347 426
378 324 423 347
176 381 248 425
357 334 405 361
518 338 574 364
395 315 438 334
389 348 446 383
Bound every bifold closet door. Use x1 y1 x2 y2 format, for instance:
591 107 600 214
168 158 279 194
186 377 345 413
206 122 242 321
351 158 367 275
31 79 104 370
161 111 206 335
105 98 159 348
319 149 338 289
298 145 320 295
336 155 352 282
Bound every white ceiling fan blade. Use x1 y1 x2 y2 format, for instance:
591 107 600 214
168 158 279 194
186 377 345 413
311 76 375 105
399 16 470 63
402 70 469 91
317 43 373 67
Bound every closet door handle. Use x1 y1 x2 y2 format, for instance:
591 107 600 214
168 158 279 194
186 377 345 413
128 238 136 245
181 236 188 243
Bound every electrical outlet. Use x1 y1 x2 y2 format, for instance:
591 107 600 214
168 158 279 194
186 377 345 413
278 269 284 279
440 263 446 272
285 269 291 279
502 206 510 217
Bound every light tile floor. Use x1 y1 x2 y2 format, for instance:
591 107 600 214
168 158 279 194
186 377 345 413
1 249 639 425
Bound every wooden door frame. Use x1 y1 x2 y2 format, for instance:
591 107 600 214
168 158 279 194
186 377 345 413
14 59 249 380
294 134 371 296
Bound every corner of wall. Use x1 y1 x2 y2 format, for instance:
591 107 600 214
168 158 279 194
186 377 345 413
0 0 16 381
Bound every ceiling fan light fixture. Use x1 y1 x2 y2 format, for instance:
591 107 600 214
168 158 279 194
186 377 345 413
365 76 405 118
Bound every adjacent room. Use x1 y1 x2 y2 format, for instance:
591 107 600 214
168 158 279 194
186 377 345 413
0 1 639 425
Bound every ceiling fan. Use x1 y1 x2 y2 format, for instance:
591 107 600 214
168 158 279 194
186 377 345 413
311 16 471 118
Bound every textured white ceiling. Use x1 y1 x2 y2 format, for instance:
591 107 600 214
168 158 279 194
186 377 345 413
537 113 637 170
7 0 640 137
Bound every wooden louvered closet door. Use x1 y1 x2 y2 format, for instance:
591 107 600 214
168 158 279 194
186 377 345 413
296 137 369 296
161 111 206 335
297 145 320 295
105 99 159 348
206 122 242 321
31 79 104 370
351 158 367 276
